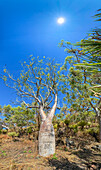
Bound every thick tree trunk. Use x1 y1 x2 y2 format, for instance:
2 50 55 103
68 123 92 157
38 94 57 156
39 117 55 156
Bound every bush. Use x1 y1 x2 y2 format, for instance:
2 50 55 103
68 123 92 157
52 153 58 160
87 122 91 126
64 119 70 126
69 124 78 129
86 127 99 135
54 124 58 129
26 127 33 134
77 120 87 130
8 132 19 137
73 129 78 133
69 124 78 134
1 129 8 134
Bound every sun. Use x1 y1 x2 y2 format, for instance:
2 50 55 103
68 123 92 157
57 17 65 24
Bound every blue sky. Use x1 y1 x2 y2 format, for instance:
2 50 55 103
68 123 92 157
0 0 100 106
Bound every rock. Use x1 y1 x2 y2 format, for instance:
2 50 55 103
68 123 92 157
66 138 69 147
91 146 97 150
69 140 75 146
90 162 98 170
97 144 101 151
66 138 75 148
91 164 97 170
91 145 101 151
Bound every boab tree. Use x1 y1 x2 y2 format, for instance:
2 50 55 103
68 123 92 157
2 56 59 156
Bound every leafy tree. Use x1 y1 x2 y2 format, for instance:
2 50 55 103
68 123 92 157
3 104 35 133
74 9 101 140
2 56 60 156
75 9 101 96
59 40 100 141
75 9 101 63
2 56 59 109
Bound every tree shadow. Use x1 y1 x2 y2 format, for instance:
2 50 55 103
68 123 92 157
72 148 101 169
72 148 93 160
48 157 83 170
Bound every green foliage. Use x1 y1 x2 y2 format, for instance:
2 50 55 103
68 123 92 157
54 124 58 129
64 119 70 126
59 15 100 137
2 56 60 114
0 11 100 142
2 153 7 156
85 127 99 135
2 104 35 131
52 153 58 160
77 120 87 129
74 10 101 97
0 151 7 157
8 132 19 137
26 127 33 134
1 129 7 134
69 124 78 130
0 105 2 113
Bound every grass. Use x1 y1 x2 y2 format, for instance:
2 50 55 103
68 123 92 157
3 152 7 156
28 150 32 153
52 153 58 160
0 136 101 169
2 150 5 153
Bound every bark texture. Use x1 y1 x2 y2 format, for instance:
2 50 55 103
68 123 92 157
39 94 57 156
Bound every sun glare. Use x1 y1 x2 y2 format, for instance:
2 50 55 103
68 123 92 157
57 17 65 24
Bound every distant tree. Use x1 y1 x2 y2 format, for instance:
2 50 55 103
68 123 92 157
3 105 12 128
2 56 60 156
3 104 35 134
59 40 101 141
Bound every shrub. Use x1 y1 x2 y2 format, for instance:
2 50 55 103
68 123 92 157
87 122 91 126
8 132 19 137
77 120 87 130
1 129 8 134
69 124 78 129
69 124 78 134
86 127 99 135
73 129 78 133
64 119 70 126
26 127 33 134
54 124 58 129
52 153 58 160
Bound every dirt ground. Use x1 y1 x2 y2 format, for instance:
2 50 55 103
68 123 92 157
0 134 101 170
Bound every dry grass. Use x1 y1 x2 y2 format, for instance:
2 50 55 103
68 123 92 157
0 135 101 170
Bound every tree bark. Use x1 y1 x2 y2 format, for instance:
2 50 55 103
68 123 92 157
89 100 101 142
38 94 57 156
98 115 101 142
